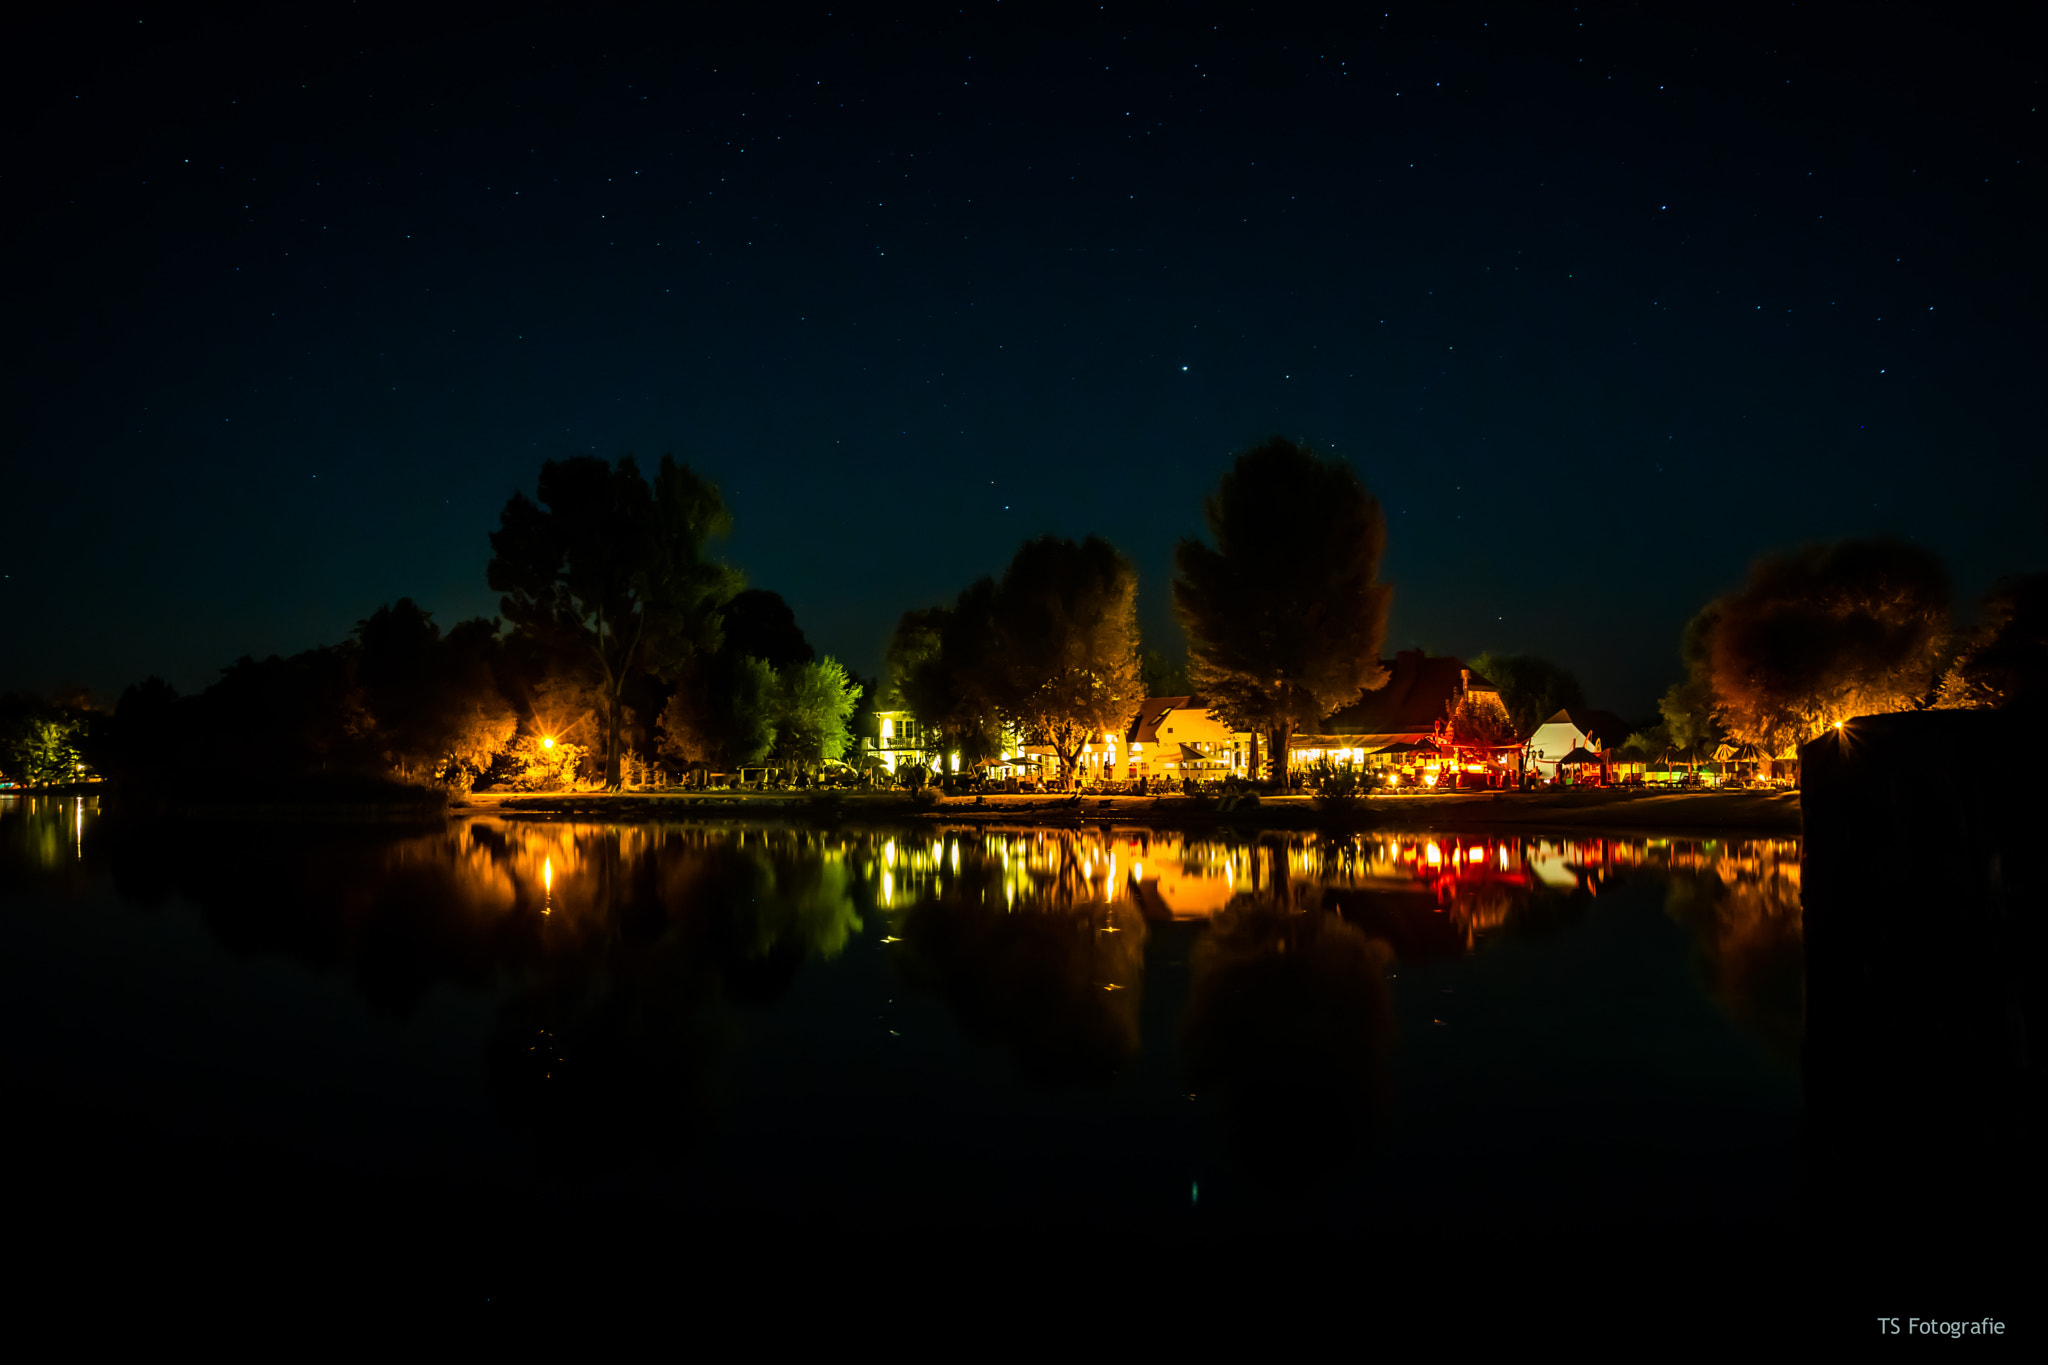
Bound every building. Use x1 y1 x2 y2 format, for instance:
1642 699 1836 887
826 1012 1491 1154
1298 651 1511 785
1120 696 1247 782
1524 708 1636 782
867 710 939 775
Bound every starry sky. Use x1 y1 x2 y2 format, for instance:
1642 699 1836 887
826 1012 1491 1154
7 2 2042 716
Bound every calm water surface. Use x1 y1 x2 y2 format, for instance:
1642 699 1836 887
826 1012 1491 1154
2 795 1802 1257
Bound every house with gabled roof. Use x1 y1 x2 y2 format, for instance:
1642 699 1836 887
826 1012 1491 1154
1318 650 1505 746
1123 695 1245 781
1524 708 1639 782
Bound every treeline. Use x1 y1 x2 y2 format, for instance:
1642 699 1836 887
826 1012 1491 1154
876 435 2047 785
883 437 1396 788
82 454 864 798
0 686 99 787
28 443 2041 799
1647 542 2047 760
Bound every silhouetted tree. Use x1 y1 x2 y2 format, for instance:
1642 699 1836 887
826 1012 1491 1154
658 653 778 772
992 536 1145 787
103 677 183 786
1936 570 2048 712
888 585 1006 767
1655 609 1723 767
197 648 372 783
1174 438 1392 788
1139 648 1193 699
1702 538 1950 750
718 589 815 672
1468 652 1587 737
354 600 519 784
488 455 740 790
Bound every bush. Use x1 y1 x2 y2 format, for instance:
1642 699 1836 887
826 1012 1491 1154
496 734 585 791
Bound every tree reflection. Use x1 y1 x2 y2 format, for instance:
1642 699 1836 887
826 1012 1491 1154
1183 898 1393 1190
18 811 873 1168
895 874 1146 1088
1659 840 1804 1067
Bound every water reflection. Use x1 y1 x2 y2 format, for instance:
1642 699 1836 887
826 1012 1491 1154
1 800 1804 1187
0 794 95 882
894 880 1145 1088
1658 838 1805 1066
1185 901 1393 1187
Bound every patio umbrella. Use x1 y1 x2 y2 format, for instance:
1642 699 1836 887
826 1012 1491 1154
1557 746 1603 766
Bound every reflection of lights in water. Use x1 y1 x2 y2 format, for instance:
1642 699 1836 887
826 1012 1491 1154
76 799 84 859
950 842 959 875
1468 846 1483 863
1425 843 1442 867
883 839 897 868
1499 847 1510 870
882 871 894 906
542 856 553 913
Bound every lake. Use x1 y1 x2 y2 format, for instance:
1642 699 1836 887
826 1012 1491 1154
3 793 1807 1317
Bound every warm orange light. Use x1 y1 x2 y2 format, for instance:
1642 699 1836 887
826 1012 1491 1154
541 736 556 749
1425 842 1442 867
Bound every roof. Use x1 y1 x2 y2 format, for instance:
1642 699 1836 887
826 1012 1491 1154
1128 695 1193 744
1321 651 1492 735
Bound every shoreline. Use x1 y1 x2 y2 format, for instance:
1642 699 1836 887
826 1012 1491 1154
454 787 1802 836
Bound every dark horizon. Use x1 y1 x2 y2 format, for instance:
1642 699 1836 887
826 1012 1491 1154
7 2 2042 716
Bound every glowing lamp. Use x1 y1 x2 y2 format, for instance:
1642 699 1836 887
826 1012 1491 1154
541 736 556 749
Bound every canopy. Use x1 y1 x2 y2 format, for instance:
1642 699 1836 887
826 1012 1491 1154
1374 738 1445 757
1557 747 1604 766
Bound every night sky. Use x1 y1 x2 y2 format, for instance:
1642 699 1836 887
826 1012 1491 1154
8 2 2042 716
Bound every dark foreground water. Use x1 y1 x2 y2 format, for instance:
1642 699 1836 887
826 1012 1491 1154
3 795 1809 1324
